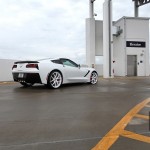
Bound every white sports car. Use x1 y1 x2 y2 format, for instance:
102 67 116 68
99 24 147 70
12 58 98 89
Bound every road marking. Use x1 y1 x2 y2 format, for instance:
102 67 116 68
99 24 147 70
145 105 150 108
92 98 150 150
0 136 102 148
0 82 16 85
135 114 149 120
121 130 150 143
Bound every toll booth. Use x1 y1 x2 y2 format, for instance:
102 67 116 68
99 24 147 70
113 17 149 76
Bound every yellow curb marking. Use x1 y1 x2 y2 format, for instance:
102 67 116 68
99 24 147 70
92 98 150 150
135 114 149 120
121 130 150 144
0 82 16 85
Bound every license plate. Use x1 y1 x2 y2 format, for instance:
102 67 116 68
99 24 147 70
18 73 24 78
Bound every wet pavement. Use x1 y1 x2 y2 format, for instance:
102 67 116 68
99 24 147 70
0 77 150 150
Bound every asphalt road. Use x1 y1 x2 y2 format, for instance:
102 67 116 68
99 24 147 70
0 77 150 150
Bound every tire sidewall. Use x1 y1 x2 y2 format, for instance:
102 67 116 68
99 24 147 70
90 71 98 84
47 70 63 89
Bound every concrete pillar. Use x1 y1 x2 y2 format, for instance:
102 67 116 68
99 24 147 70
86 18 95 67
103 0 113 78
86 0 96 68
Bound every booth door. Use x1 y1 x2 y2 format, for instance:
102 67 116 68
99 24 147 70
127 55 137 76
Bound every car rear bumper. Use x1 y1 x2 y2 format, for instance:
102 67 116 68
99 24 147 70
12 73 42 83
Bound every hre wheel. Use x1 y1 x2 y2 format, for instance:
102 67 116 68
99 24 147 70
90 71 98 84
20 82 34 87
47 71 63 89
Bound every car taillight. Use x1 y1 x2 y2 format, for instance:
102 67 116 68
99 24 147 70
26 64 39 70
12 65 17 70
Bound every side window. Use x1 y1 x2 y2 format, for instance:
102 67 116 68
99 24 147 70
61 59 78 68
51 59 62 64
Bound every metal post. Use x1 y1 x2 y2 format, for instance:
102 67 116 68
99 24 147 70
89 0 94 18
134 0 139 17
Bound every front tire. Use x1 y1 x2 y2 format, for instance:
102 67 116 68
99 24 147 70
47 71 63 89
90 71 98 84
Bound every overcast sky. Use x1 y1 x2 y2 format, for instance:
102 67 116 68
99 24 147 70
0 0 149 63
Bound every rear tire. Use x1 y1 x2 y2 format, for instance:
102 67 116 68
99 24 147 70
90 71 98 84
47 71 63 89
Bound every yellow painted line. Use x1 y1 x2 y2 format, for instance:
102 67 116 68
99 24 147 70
121 130 150 143
0 82 16 85
135 114 149 120
92 98 150 150
145 105 150 108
